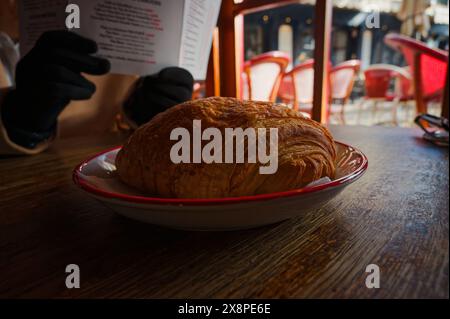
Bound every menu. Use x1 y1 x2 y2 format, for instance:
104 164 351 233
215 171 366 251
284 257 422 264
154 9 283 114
19 0 221 79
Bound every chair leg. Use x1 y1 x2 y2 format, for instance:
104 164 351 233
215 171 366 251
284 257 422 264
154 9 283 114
398 102 406 125
402 101 414 126
405 102 410 125
372 101 379 124
356 99 365 124
408 101 416 125
340 103 346 125
391 100 399 126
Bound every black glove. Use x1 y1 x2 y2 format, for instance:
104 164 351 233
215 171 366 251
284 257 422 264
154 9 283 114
1 30 110 148
124 67 194 126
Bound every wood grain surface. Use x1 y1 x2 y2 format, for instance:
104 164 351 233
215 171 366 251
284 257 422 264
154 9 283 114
0 125 448 298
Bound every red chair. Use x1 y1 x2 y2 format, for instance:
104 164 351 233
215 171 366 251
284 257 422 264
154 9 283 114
280 59 316 112
329 60 361 124
242 51 290 102
278 73 295 105
280 59 333 116
384 33 449 115
361 64 413 124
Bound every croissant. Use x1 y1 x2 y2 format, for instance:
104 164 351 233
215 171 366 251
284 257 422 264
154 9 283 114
116 97 336 198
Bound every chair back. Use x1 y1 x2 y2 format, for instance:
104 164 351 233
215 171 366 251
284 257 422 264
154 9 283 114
283 59 315 110
385 33 448 99
278 73 294 103
243 51 290 102
364 64 411 100
330 60 361 101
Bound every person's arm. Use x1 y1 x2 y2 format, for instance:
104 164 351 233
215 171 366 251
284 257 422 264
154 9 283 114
0 87 54 155
1 31 193 155
0 30 110 155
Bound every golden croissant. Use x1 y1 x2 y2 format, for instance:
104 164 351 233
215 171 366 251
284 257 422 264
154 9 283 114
116 97 336 198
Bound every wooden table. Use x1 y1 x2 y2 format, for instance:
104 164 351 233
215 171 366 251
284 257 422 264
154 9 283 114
0 125 448 299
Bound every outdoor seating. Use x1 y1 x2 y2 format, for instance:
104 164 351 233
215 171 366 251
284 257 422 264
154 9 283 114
242 51 290 102
385 33 448 116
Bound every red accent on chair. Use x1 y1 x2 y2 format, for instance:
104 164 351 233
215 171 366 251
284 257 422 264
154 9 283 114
242 51 291 102
281 59 316 111
329 60 361 124
384 33 449 114
395 67 414 102
278 73 294 103
362 64 413 124
279 59 332 116
364 67 396 100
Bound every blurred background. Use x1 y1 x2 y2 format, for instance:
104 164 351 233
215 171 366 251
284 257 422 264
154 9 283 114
1 0 449 129
195 0 449 128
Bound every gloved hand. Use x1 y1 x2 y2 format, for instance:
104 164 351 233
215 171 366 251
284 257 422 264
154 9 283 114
124 67 194 126
1 30 110 148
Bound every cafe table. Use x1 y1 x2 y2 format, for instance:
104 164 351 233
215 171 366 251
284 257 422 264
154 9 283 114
0 125 448 299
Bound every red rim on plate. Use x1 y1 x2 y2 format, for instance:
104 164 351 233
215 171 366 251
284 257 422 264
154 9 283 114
73 142 368 206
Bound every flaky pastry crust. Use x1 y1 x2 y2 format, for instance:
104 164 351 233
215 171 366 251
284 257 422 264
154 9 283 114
116 97 336 198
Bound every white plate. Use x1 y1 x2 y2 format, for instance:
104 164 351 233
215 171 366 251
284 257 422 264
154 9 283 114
73 142 368 230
